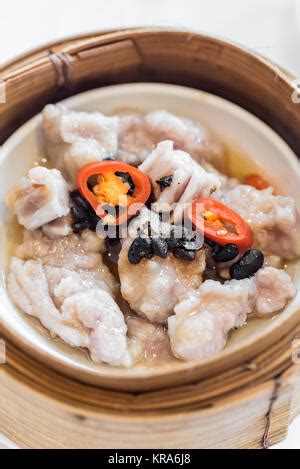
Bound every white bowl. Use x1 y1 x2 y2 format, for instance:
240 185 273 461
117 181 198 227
1 83 300 391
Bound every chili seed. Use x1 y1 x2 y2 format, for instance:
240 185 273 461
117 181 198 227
213 243 239 262
230 249 264 280
152 237 169 259
216 228 228 236
156 175 173 192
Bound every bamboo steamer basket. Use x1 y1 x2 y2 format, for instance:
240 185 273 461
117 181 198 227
1 28 300 449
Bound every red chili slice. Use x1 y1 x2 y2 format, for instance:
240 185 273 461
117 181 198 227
189 197 253 250
244 174 270 190
76 161 151 225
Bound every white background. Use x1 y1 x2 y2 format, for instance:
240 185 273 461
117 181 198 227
0 0 300 449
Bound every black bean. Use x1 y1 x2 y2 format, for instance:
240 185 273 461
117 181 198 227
213 243 239 262
156 175 173 192
72 220 89 233
106 236 120 248
173 246 196 261
128 236 153 264
71 206 86 221
166 236 178 250
115 171 135 196
230 249 264 280
70 190 101 233
152 237 169 259
176 238 203 251
70 190 91 210
166 226 185 249
204 237 216 248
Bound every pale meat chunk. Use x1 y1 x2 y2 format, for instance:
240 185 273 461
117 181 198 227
6 166 70 231
126 316 172 365
217 185 300 259
61 289 131 366
118 240 205 324
168 267 296 361
139 141 221 221
253 267 296 316
42 214 72 239
117 114 156 165
117 110 223 166
45 265 113 308
15 229 116 294
42 104 119 181
119 208 205 324
168 278 254 361
7 258 131 366
144 110 224 166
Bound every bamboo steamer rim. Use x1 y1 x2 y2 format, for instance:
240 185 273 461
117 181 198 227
0 28 300 397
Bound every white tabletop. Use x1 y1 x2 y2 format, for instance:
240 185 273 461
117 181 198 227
0 0 300 449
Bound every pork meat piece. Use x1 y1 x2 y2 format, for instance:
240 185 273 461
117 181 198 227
15 229 116 294
117 114 156 165
126 316 173 365
118 209 205 324
42 214 72 239
139 141 221 221
168 266 296 361
144 110 224 166
61 289 131 366
42 104 119 181
253 266 296 316
6 166 70 231
216 185 300 259
45 265 114 308
7 258 131 366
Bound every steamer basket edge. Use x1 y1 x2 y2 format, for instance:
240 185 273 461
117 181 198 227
1 28 300 449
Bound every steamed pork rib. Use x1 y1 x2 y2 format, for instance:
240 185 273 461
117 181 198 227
117 114 156 165
144 110 224 166
139 141 221 221
42 214 72 239
117 111 224 166
61 289 131 366
126 316 173 365
7 258 131 366
15 229 116 294
118 209 206 324
6 166 70 231
119 239 205 324
45 265 114 307
217 185 300 259
253 266 297 316
43 104 119 181
168 266 296 361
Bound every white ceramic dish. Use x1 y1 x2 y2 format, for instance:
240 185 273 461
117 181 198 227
1 83 300 391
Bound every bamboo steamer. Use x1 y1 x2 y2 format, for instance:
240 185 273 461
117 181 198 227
1 28 300 449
